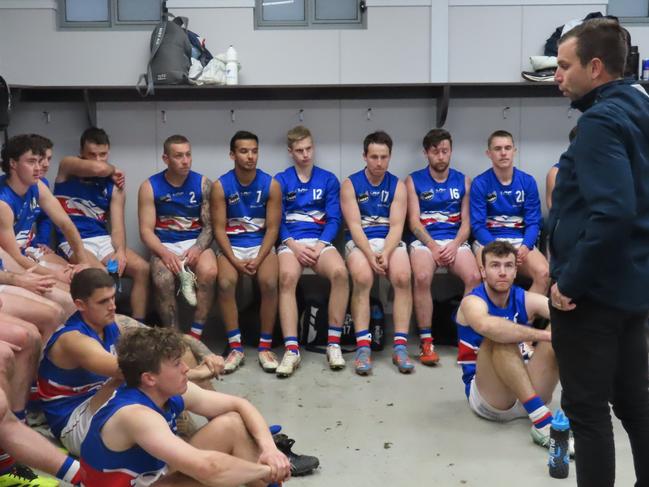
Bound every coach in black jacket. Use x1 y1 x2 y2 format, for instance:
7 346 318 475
549 19 649 487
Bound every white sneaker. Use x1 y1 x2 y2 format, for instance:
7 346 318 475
276 352 301 378
223 349 245 374
177 262 197 306
326 344 345 370
258 350 279 373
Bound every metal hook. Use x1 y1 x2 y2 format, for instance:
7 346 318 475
366 108 372 121
43 111 51 124
298 109 304 123
230 109 236 123
502 106 510 120
161 110 167 124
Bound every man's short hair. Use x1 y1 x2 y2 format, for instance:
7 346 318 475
230 131 258 153
70 268 115 301
363 131 393 155
481 240 517 267
559 18 628 79
29 134 53 156
487 130 514 149
163 134 190 155
287 126 312 148
423 128 452 151
117 327 186 388
80 127 110 150
0 134 36 174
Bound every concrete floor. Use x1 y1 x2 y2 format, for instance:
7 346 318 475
210 344 637 487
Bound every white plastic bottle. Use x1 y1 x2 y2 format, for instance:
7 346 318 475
225 44 238 85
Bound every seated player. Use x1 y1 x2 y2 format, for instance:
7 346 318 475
455 241 566 450
341 131 413 375
211 131 282 374
138 134 218 340
54 127 150 321
38 269 223 457
0 300 64 486
80 326 291 487
470 130 549 295
274 126 348 377
406 128 480 365
0 134 90 292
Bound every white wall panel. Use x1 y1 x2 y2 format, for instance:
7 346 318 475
340 7 430 83
449 6 523 82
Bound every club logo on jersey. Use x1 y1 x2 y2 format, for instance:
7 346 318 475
160 194 173 203
228 193 240 205
487 191 497 203
286 191 297 202
420 190 434 201
357 192 369 204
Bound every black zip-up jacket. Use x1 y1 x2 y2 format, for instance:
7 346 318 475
548 79 649 312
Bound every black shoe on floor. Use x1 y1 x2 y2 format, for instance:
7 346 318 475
273 433 320 476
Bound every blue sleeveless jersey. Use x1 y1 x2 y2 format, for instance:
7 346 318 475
275 166 341 244
32 177 54 247
470 167 542 248
219 169 272 248
410 167 465 241
38 312 120 438
80 386 184 487
54 176 114 241
150 170 203 243
346 169 398 241
0 175 40 250
455 283 529 397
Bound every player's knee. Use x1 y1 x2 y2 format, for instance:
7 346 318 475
259 277 278 296
153 271 175 293
466 269 482 288
218 275 238 295
413 268 432 289
0 388 8 419
0 345 15 374
330 265 349 286
134 258 151 279
278 270 299 290
351 270 373 291
197 265 218 285
391 269 412 289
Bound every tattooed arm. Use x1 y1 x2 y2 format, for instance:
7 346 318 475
195 177 214 251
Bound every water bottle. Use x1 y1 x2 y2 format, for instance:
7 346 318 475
225 44 238 85
548 410 570 479
369 303 384 351
106 259 122 293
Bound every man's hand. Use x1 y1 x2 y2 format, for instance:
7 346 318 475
111 169 126 190
232 258 254 276
160 248 183 275
438 240 459 266
183 245 202 269
367 252 386 275
258 447 291 484
0 339 21 352
428 243 444 266
244 257 261 276
186 363 217 382
200 353 224 378
15 271 56 295
516 244 531 266
287 240 317 267
550 282 576 312
110 249 127 276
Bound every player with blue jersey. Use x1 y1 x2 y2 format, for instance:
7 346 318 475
341 131 413 375
406 129 480 366
54 128 150 321
274 126 348 377
470 130 550 295
80 326 290 487
0 134 89 290
37 269 125 457
211 131 282 374
138 135 218 341
455 241 565 451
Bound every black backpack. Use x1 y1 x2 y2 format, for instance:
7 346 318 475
137 13 192 96
298 295 386 353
